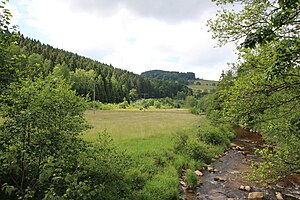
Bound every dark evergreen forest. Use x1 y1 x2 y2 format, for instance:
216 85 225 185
16 35 192 103
141 70 196 84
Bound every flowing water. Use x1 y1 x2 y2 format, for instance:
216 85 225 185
184 126 300 200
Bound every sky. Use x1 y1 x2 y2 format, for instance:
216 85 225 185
8 0 238 80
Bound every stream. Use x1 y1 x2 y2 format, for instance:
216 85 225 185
184 126 300 200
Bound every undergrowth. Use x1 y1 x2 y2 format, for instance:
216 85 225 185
92 117 236 199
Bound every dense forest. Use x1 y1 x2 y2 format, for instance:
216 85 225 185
141 70 196 84
12 35 192 103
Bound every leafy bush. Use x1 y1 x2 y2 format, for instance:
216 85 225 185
187 139 212 163
189 106 200 115
199 121 234 146
173 131 189 154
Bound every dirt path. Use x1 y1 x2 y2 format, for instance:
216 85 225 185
185 127 300 200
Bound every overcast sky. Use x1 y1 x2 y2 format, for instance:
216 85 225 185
8 0 237 80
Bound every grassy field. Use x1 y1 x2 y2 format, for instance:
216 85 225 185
83 109 202 154
188 79 218 93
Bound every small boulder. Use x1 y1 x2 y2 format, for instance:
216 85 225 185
230 143 238 148
239 185 245 190
207 166 214 173
214 176 226 182
248 192 264 199
195 170 203 176
236 146 245 151
180 181 187 187
276 192 283 200
245 186 251 192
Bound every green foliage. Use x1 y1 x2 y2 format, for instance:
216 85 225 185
129 88 138 102
0 0 22 93
0 74 89 199
141 70 196 85
186 139 211 163
185 169 202 189
208 0 299 48
185 95 197 108
208 0 300 180
17 35 193 103
199 121 234 146
75 131 136 199
137 166 179 200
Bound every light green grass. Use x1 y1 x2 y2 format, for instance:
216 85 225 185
83 109 201 143
188 79 218 93
0 117 4 125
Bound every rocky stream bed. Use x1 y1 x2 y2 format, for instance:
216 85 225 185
182 126 300 200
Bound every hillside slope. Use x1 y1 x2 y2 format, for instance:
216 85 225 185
17 35 192 102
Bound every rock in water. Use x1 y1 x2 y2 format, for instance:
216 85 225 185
214 176 226 182
245 186 251 191
248 192 264 199
276 192 283 200
207 166 214 173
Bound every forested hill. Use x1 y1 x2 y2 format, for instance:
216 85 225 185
141 70 196 84
16 35 192 103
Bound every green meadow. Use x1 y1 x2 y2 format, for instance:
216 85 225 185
83 109 202 153
188 79 218 93
82 109 207 198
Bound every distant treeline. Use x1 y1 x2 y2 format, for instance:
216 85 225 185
16 35 192 103
141 70 196 84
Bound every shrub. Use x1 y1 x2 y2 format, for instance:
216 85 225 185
173 131 189 153
189 106 200 115
154 100 161 108
199 120 234 146
187 139 211 163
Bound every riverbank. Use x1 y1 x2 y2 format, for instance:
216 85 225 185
185 127 300 200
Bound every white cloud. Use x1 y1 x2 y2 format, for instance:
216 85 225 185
9 0 237 80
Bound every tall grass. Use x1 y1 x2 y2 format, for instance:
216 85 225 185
82 109 203 199
83 109 201 143
82 109 233 199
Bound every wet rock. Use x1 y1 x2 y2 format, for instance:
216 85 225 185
236 146 245 151
248 192 264 199
245 186 251 191
213 168 219 173
276 192 283 200
207 166 214 173
239 185 251 191
194 170 203 176
214 176 226 182
230 143 238 148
